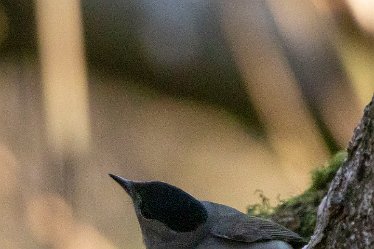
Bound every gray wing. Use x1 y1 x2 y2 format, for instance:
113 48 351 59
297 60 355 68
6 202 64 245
202 201 305 245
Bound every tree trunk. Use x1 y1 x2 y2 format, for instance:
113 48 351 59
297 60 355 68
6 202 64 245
305 96 374 249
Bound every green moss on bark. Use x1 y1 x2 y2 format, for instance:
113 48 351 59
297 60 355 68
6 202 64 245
247 151 347 239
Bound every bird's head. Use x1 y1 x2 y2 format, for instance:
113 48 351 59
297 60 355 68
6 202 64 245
109 174 208 233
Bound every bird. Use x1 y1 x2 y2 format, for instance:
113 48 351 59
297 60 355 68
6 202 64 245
109 174 306 249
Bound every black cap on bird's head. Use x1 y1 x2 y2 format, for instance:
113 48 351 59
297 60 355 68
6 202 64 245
109 174 208 233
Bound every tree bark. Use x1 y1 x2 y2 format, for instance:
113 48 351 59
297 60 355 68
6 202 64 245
305 96 374 249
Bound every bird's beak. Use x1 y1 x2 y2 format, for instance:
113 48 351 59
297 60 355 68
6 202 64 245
109 174 134 196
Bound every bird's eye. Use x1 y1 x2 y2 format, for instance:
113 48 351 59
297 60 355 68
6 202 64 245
139 202 153 219
141 208 152 219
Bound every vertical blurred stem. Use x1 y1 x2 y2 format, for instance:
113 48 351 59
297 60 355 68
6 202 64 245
220 1 329 189
35 0 90 199
35 0 90 155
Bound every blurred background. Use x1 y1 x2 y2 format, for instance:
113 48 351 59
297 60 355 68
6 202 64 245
0 0 373 248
